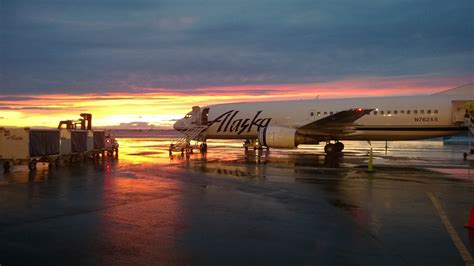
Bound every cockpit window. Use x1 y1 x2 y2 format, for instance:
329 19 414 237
184 113 192 119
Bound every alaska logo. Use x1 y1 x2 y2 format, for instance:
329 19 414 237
210 110 271 134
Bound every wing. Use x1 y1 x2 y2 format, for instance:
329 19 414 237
298 108 373 136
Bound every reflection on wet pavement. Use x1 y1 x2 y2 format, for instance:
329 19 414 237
0 136 473 265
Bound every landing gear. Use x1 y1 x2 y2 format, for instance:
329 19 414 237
335 142 344 152
324 143 336 154
324 141 344 154
244 139 250 151
243 139 260 151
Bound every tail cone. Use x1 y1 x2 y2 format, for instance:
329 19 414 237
465 204 474 229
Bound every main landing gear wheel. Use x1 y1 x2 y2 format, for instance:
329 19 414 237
324 143 336 154
325 142 344 154
335 142 344 152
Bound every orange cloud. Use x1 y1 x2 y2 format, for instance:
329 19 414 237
0 75 471 128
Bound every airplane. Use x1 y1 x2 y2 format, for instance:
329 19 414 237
172 83 474 154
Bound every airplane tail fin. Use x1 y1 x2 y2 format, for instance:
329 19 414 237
433 83 474 96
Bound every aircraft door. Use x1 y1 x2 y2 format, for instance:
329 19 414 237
452 101 470 123
201 108 209 125
191 106 201 125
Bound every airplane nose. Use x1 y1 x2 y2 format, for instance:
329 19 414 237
173 119 183 131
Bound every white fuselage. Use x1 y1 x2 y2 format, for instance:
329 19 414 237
174 94 472 142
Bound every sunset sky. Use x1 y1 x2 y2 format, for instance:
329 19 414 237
1 0 473 128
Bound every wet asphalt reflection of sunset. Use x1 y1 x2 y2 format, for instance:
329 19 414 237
0 135 473 265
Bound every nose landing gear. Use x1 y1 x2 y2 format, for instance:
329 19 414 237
243 139 262 151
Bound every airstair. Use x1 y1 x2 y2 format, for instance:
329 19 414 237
463 102 474 134
169 105 211 155
169 125 208 154
462 107 474 160
466 118 474 135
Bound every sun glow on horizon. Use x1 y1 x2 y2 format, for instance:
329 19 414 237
0 76 470 128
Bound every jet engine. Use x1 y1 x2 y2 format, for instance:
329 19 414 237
258 126 298 148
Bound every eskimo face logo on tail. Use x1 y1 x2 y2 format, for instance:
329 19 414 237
210 110 271 134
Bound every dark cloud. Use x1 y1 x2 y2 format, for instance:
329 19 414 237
0 95 142 101
1 0 473 94
0 106 63 110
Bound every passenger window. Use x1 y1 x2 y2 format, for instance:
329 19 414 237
373 111 377 115
420 110 424 114
394 110 398 115
324 112 327 115
310 112 314 116
330 111 333 115
380 111 384 115
317 112 321 116
400 110 405 114
414 110 418 114
427 110 431 114
387 111 391 115
407 110 411 114
434 109 438 114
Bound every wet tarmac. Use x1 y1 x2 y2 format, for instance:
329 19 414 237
1 136 473 265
